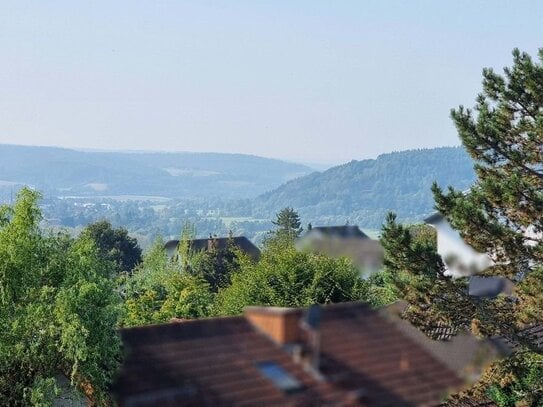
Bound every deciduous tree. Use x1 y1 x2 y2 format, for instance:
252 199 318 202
216 237 364 315
0 188 120 406
121 238 213 326
80 220 142 274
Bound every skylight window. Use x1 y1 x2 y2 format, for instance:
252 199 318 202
256 361 302 393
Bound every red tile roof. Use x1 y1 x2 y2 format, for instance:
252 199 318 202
114 302 465 406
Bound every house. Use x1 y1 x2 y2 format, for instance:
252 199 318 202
164 235 261 261
305 225 370 239
424 212 516 297
467 276 514 298
424 213 493 278
113 302 466 406
296 225 384 274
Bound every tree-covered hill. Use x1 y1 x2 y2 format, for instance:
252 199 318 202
0 144 478 240
254 147 476 228
0 144 312 199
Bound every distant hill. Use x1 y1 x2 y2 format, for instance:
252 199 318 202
253 147 476 228
0 144 312 200
0 144 478 238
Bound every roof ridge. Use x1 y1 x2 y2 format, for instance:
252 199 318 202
120 301 371 333
119 314 246 333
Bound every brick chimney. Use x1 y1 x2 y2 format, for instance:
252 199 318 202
244 306 302 345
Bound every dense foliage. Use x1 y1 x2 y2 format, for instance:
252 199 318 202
122 209 369 325
0 188 120 406
120 239 214 327
80 220 142 273
381 49 543 406
255 146 475 227
188 240 243 293
216 237 365 315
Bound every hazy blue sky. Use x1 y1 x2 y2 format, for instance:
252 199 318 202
1 1 542 164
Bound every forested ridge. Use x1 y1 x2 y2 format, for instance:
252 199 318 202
23 147 479 246
0 144 312 200
254 146 476 227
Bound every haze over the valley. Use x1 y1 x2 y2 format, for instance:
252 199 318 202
2 1 543 164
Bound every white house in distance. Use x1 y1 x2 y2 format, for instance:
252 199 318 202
424 212 493 278
424 212 517 298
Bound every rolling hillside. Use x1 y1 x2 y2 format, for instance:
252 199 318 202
254 147 476 228
0 144 313 200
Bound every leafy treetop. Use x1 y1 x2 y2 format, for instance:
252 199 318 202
80 220 142 274
0 188 121 406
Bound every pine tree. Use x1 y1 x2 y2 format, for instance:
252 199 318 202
271 207 303 241
381 49 543 404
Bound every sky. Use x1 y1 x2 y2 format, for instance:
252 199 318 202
1 1 542 165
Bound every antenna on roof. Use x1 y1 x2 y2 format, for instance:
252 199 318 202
300 304 323 380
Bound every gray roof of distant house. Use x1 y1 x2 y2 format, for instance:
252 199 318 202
468 276 510 298
164 236 261 260
307 225 369 239
424 212 443 224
